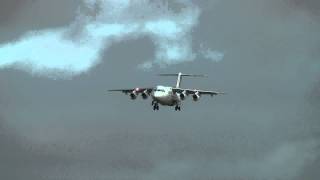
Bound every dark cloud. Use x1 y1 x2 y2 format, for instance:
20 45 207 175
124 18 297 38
0 0 319 179
0 0 26 25
287 0 320 17
0 0 80 43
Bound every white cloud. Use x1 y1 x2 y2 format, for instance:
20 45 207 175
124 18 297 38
0 29 97 74
0 0 222 77
137 61 153 70
0 23 138 76
200 44 225 62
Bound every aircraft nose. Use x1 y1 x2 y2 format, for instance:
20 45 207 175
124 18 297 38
152 91 161 98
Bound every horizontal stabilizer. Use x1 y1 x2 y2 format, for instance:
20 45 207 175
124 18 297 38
158 73 207 77
158 72 207 88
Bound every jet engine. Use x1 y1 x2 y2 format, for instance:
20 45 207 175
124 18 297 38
141 90 149 99
178 90 187 100
192 92 200 101
129 91 138 100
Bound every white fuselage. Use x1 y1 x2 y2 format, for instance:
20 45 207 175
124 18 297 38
151 86 179 106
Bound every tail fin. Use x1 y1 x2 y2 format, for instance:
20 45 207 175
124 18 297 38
158 72 206 88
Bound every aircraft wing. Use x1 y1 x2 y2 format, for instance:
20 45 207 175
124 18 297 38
172 88 225 96
108 88 154 94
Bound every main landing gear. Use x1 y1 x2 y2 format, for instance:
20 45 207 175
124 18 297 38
152 100 159 111
151 100 181 111
153 103 160 111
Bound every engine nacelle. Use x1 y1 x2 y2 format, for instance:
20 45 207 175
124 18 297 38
141 90 149 100
178 91 187 101
129 91 138 100
192 92 200 101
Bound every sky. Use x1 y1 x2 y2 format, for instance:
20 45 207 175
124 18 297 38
0 0 320 179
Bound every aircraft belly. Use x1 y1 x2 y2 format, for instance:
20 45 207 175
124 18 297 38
155 95 175 106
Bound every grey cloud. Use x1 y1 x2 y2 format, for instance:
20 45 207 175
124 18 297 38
286 0 320 17
0 0 26 25
0 0 80 43
0 0 319 179
144 140 319 180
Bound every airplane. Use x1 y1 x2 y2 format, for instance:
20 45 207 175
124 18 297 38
108 72 225 111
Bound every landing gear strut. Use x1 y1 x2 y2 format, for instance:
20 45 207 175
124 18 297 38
175 105 181 111
153 103 159 111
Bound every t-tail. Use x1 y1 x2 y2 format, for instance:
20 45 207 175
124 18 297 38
158 72 206 88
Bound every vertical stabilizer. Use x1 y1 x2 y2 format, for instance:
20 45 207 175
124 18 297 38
176 72 182 88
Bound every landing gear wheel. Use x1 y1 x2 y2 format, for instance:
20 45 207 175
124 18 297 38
153 104 159 111
175 106 181 111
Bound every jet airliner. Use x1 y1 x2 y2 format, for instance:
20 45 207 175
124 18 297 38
108 72 224 111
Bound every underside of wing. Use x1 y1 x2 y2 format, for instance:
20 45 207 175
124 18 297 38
173 88 225 96
172 88 224 101
108 87 154 93
108 87 154 100
108 89 136 93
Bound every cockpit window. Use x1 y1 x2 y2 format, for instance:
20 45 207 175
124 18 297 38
156 89 165 92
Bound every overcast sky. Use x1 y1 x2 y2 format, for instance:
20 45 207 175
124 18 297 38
0 0 319 179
